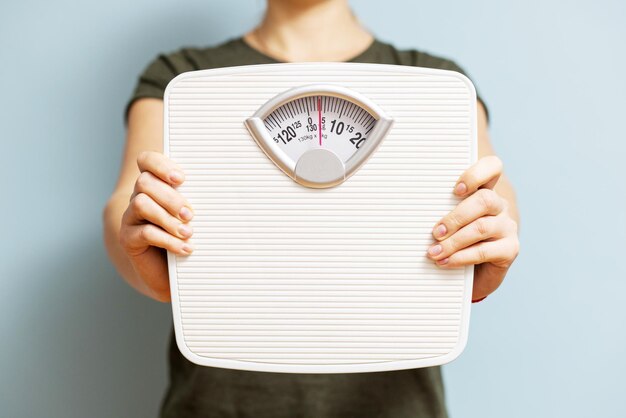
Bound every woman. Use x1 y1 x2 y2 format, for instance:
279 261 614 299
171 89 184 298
103 0 520 416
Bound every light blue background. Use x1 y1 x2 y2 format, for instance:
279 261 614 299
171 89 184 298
1 0 624 416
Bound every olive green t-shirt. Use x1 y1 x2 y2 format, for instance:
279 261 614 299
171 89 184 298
127 37 487 418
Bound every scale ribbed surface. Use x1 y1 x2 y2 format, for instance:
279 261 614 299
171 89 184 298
165 63 476 373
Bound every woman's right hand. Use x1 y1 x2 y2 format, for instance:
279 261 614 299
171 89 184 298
118 150 194 302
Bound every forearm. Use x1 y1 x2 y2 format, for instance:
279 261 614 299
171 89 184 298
475 101 520 227
102 192 153 298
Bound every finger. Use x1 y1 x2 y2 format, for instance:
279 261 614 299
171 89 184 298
122 223 194 256
454 155 503 197
124 192 193 240
132 171 193 222
427 215 503 261
136 150 185 186
432 189 504 241
433 237 519 269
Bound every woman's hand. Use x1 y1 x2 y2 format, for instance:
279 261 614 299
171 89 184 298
426 155 519 301
118 151 194 302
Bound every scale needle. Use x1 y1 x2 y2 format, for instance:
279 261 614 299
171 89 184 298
317 97 322 146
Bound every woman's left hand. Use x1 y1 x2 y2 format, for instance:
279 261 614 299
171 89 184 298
426 155 520 301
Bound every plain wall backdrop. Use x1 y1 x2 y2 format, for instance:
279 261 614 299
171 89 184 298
1 0 624 417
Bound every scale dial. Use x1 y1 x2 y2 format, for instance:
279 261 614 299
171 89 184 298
264 95 376 162
245 84 393 188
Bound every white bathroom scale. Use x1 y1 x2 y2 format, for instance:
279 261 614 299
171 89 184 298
163 62 477 373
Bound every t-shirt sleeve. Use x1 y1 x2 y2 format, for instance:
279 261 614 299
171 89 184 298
411 51 490 123
124 50 198 125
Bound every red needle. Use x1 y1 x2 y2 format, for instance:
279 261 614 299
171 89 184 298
317 97 322 146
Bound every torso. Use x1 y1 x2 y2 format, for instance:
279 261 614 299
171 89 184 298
131 36 479 418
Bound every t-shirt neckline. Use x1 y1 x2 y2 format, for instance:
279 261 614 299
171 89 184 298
237 36 379 64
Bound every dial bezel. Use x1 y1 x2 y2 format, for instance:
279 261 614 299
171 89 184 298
244 84 394 188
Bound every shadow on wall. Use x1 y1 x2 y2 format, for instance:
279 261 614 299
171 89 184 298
41 10 242 416
3 5 252 417
13 232 172 418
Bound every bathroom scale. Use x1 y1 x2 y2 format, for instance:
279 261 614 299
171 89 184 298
163 62 477 373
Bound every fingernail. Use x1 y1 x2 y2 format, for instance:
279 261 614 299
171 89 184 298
178 224 193 238
181 243 194 255
179 206 193 221
428 244 443 256
455 182 467 195
436 257 449 265
434 224 447 238
170 170 184 183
